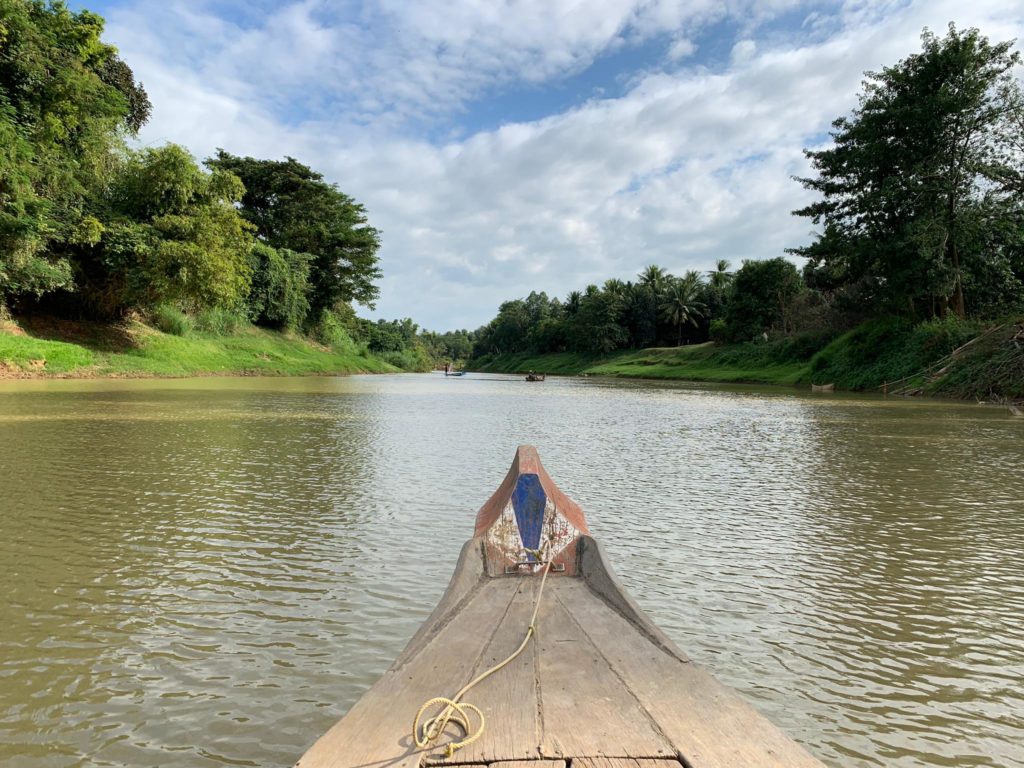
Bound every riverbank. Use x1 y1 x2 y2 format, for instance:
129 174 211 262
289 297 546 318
472 317 1024 402
0 317 398 379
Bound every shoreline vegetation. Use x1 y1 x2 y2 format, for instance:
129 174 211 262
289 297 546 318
2 10 1022 401
0 315 397 379
4 313 1021 406
472 317 1024 403
463 30 1024 405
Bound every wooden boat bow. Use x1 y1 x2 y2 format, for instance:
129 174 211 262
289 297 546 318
295 446 825 768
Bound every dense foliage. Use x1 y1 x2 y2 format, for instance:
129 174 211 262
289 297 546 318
471 258 810 359
791 25 1024 319
0 1 401 358
206 152 382 316
0 0 149 298
472 26 1023 367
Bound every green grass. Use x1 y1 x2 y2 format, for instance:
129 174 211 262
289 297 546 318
474 339 822 386
805 316 983 391
472 351 608 375
924 321 1024 401
0 319 397 378
472 317 1023 401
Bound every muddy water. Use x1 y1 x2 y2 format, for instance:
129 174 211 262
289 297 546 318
1 374 1022 767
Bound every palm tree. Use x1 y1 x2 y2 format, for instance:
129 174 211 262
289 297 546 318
638 264 669 294
660 273 707 346
602 278 627 298
708 259 733 290
565 290 582 316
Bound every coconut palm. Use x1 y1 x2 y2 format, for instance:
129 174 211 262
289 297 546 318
565 290 582 316
638 264 669 294
660 273 707 346
708 259 733 290
603 278 627 299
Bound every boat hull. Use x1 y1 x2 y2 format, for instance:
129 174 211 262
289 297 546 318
294 448 825 768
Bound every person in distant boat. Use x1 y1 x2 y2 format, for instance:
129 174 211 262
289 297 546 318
445 362 451 375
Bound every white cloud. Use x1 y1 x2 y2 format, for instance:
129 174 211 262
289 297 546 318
731 39 758 63
667 38 697 61
101 0 1024 330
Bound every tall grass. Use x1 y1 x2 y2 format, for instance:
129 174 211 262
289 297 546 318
151 305 193 337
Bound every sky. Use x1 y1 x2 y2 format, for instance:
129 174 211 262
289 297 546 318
78 0 1024 331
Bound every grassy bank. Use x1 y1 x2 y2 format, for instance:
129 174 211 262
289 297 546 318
0 317 397 378
472 317 1024 401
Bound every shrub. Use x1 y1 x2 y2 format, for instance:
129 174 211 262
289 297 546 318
310 308 360 353
381 346 432 371
151 304 193 336
194 307 247 335
247 243 310 330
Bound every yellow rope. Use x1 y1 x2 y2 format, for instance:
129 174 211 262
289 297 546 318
412 547 554 758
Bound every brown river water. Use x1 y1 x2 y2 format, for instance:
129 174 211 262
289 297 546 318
1 374 1022 768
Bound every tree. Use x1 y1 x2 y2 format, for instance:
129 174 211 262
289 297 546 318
91 144 254 312
247 242 310 329
724 258 803 341
637 265 670 344
707 259 733 291
564 290 582 316
207 151 382 317
638 264 669 293
660 271 707 346
791 25 1024 318
571 284 627 352
0 0 150 304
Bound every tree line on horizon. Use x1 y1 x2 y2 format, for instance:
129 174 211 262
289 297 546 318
470 25 1024 361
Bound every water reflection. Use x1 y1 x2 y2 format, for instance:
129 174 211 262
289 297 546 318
1 375 1022 767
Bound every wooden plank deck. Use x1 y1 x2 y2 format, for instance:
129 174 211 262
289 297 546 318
296 540 825 768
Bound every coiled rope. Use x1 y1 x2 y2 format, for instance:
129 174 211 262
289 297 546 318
412 547 554 758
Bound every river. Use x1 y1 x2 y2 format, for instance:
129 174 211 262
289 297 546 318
1 374 1022 767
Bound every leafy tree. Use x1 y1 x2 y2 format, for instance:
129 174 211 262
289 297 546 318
621 281 658 348
90 144 254 312
724 258 803 341
0 0 150 304
638 264 669 293
572 284 627 352
207 151 382 316
421 328 476 362
792 25 1024 318
485 298 532 354
702 259 733 324
247 242 310 329
636 265 671 344
564 290 582 316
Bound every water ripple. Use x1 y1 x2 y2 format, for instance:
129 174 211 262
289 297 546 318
1 375 1022 768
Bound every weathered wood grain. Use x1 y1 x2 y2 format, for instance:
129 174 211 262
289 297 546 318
574 758 682 768
535 589 675 759
558 580 824 768
295 447 828 768
294 579 520 768
448 577 541 762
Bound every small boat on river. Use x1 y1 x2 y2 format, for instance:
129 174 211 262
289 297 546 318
295 446 825 768
525 373 545 382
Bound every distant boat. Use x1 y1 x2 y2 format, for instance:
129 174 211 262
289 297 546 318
811 382 834 392
525 373 545 382
444 370 467 377
295 446 826 768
